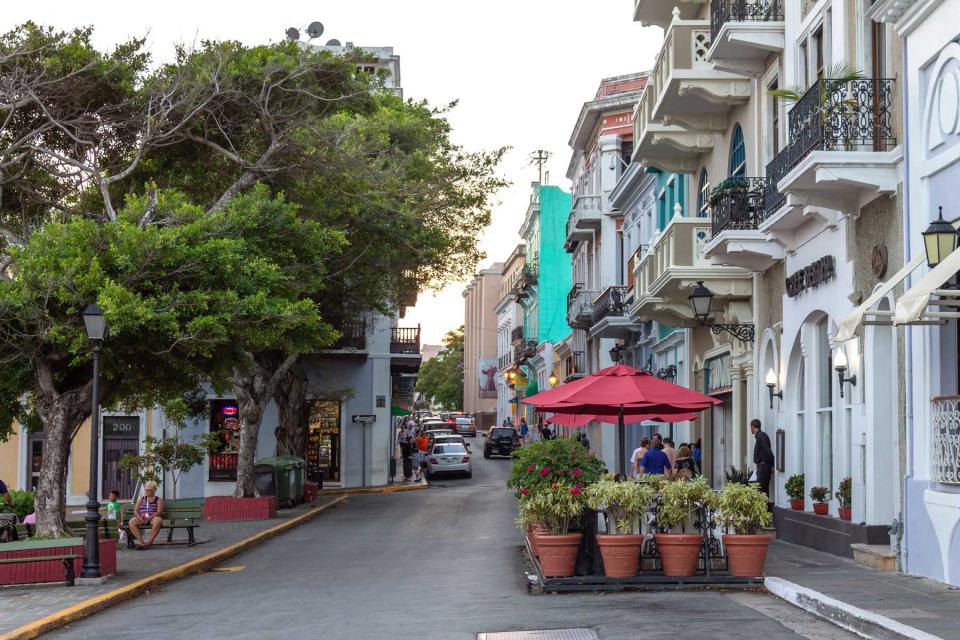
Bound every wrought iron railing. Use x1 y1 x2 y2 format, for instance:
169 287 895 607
763 78 896 216
710 0 784 43
932 396 960 485
567 287 598 329
520 263 538 287
510 325 525 344
592 286 629 323
390 326 420 355
564 351 585 382
514 340 537 365
568 283 585 305
330 320 367 350
710 177 768 237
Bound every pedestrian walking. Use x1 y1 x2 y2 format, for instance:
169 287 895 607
751 419 774 499
674 446 696 480
630 438 651 478
518 418 529 443
638 445 673 479
414 432 429 482
662 437 677 468
398 426 415 481
692 438 702 474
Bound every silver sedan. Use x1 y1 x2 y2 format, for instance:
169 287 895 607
425 443 472 479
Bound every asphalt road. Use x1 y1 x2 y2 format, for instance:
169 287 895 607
47 440 857 640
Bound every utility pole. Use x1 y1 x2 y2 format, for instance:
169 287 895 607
529 149 551 184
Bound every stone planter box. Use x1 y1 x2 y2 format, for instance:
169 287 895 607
0 536 116 585
773 506 888 558
204 496 277 522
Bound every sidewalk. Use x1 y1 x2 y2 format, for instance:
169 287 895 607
0 497 344 637
766 540 960 640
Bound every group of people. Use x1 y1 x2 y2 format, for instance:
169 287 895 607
629 434 701 480
501 416 535 441
397 417 431 482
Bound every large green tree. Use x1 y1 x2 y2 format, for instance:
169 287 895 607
416 327 465 410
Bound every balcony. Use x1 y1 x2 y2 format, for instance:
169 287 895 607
514 340 537 366
633 84 716 174
565 194 602 251
647 20 750 131
634 0 707 28
564 351 586 383
510 325 525 345
590 286 634 339
632 217 751 326
567 284 598 330
707 0 785 76
703 177 785 271
390 326 420 354
326 320 367 352
761 78 900 247
512 264 538 299
498 352 512 371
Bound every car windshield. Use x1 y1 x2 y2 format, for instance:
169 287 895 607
491 428 515 438
455 418 474 424
432 444 466 454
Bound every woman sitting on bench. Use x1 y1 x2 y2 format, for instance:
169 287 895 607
129 481 165 549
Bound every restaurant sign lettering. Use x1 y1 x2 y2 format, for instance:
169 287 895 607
786 256 835 298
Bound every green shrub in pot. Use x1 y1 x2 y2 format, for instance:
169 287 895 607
717 482 772 535
785 474 805 501
585 477 656 535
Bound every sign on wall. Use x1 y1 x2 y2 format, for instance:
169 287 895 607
478 358 498 393
786 256 836 297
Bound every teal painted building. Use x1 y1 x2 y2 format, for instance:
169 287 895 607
521 184 572 345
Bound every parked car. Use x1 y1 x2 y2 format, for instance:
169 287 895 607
483 427 520 458
433 434 471 452
455 417 477 437
424 429 455 446
420 419 448 431
426 443 471 479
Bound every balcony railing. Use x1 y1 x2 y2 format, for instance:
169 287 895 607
763 78 896 214
649 21 712 111
710 0 784 43
564 351 585 382
514 340 537 365
390 326 420 355
932 396 960 485
510 325 525 344
710 177 768 237
498 353 512 371
567 284 599 329
592 286 630 324
330 320 367 350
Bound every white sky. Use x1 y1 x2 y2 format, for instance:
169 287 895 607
4 0 663 346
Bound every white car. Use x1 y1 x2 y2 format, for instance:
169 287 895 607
426 443 471 479
433 433 471 452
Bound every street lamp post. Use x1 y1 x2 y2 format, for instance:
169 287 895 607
82 303 107 580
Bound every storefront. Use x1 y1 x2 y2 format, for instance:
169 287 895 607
306 400 341 483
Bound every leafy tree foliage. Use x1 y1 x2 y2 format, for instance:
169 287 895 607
416 327 465 410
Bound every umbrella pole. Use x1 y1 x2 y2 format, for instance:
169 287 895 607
618 405 625 477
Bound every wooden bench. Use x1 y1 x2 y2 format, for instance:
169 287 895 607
119 500 203 548
0 553 78 585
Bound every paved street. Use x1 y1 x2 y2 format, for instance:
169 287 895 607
47 443 857 640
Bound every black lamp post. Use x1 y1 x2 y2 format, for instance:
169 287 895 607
81 303 107 580
922 206 958 268
687 281 756 342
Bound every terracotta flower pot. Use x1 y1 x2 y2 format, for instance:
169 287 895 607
838 507 852 521
723 534 771 577
537 533 583 577
655 533 702 577
813 502 829 515
789 499 805 511
527 523 548 557
596 534 644 578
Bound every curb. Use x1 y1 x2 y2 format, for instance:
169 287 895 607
1 495 349 640
764 577 944 640
318 481 428 496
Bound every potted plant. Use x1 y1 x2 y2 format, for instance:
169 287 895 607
810 485 830 515
786 474 805 510
655 477 714 577
530 483 586 577
517 498 548 557
717 482 773 576
585 477 656 578
835 476 852 521
708 177 749 206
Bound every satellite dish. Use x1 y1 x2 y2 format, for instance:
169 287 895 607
285 27 300 41
325 39 342 47
306 22 324 39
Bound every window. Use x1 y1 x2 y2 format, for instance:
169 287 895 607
621 140 634 167
697 169 710 217
769 79 781 157
795 359 805 470
815 319 833 490
812 26 824 81
729 124 746 178
209 400 240 481
799 41 808 86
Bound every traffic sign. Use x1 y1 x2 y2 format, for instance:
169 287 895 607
352 414 376 424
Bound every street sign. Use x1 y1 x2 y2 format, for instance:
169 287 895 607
352 415 376 424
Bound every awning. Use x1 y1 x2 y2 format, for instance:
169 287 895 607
391 405 411 416
835 254 925 342
896 249 960 324
525 380 539 397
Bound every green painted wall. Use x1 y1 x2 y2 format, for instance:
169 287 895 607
651 170 687 339
529 185 572 344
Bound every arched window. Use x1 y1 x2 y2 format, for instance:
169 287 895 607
697 169 710 217
729 123 746 178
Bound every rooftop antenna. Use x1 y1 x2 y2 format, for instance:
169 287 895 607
285 21 325 42
529 149 551 184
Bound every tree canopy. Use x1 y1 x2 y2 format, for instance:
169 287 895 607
416 327 465 410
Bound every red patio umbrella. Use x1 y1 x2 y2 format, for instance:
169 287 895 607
525 364 719 474
546 411 698 427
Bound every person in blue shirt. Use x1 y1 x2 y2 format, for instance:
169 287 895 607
639 446 673 479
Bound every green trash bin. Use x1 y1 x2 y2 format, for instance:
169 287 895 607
255 456 305 507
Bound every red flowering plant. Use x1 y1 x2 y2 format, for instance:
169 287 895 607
520 482 587 535
507 436 606 500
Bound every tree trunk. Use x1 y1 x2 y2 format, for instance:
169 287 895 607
231 352 299 497
274 368 309 457
33 368 94 538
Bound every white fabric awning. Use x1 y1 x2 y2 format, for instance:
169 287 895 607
896 248 960 324
835 254 925 342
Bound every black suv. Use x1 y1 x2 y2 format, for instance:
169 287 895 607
483 427 520 458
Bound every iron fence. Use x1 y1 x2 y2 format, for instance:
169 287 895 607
710 177 768 237
592 286 629 323
710 0 784 43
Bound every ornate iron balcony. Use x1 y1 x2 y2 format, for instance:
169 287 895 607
592 286 630 324
564 351 585 382
710 0 784 43
390 326 420 354
567 284 598 329
932 396 960 485
510 325 525 344
709 177 768 237
514 340 537 365
763 78 896 216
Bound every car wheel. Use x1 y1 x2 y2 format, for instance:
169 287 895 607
465 470 472 479
483 448 491 459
